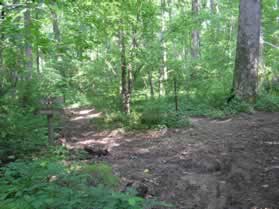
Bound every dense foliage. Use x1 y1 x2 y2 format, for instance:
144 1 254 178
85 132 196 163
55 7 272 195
0 0 278 116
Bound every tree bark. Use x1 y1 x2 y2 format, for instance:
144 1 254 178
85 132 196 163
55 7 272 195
191 0 200 58
233 0 261 103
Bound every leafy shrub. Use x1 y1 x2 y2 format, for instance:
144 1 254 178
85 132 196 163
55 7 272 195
260 77 279 96
0 160 162 209
91 111 148 130
140 110 163 127
256 94 279 112
223 98 253 115
179 102 225 118
92 111 128 130
166 112 191 128
80 163 119 188
141 109 190 128
0 105 48 164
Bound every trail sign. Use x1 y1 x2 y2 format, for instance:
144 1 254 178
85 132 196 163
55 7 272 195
40 96 64 107
39 96 64 144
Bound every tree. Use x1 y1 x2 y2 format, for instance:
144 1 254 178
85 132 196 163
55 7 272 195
233 0 261 103
24 0 33 79
159 0 168 96
0 1 4 69
191 0 200 58
119 24 130 114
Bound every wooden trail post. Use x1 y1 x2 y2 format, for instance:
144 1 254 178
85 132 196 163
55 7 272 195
39 96 64 144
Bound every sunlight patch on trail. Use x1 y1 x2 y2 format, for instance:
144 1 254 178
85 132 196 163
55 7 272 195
77 137 121 149
70 110 102 121
75 109 96 115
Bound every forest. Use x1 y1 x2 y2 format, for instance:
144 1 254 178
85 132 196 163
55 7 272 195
0 0 279 208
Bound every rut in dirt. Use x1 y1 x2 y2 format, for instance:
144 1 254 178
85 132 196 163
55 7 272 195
61 109 279 209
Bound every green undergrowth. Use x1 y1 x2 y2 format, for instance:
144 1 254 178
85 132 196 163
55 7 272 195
0 158 167 209
255 94 279 112
0 102 169 209
0 146 169 209
90 93 279 131
0 106 48 165
0 102 66 165
91 110 190 131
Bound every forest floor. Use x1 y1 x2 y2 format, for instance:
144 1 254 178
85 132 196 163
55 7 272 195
61 108 279 209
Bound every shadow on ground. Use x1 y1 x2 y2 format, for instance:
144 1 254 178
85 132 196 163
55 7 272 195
61 109 279 209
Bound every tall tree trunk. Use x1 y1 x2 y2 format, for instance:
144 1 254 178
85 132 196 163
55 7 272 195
233 0 261 103
0 2 4 70
36 47 40 73
259 26 265 78
127 63 132 114
50 7 61 42
0 2 5 91
125 26 139 114
24 1 33 78
119 28 129 114
208 0 217 14
191 0 200 58
159 0 168 97
50 4 67 102
35 11 40 73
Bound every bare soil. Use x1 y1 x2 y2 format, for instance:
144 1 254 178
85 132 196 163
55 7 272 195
61 108 279 209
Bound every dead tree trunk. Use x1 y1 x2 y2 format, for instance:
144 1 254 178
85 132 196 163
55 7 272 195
233 0 261 103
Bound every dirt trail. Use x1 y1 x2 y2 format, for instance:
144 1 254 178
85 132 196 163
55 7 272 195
61 109 279 209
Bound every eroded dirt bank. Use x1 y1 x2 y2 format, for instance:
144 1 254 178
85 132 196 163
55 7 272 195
62 109 279 209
